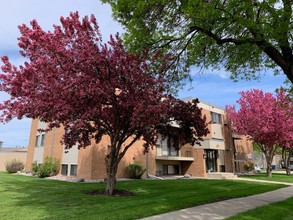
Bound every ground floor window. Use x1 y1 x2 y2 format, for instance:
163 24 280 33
61 164 78 176
61 164 68 176
70 165 78 176
162 165 179 175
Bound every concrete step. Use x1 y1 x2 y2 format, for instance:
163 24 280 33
206 172 238 179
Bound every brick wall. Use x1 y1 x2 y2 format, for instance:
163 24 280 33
0 151 27 171
25 119 39 170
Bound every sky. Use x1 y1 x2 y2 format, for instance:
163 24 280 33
0 0 287 147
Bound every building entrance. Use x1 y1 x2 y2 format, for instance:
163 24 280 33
205 150 217 172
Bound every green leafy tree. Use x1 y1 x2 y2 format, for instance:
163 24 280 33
103 0 293 83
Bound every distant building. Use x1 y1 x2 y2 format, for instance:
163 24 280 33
25 100 253 179
254 151 283 170
0 142 28 171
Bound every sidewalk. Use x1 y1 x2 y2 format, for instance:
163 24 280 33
141 180 293 220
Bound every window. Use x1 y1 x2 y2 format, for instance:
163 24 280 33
61 164 68 176
211 112 222 124
162 165 179 175
35 134 46 147
70 165 78 176
161 136 179 156
35 135 40 147
40 134 46 147
161 137 169 156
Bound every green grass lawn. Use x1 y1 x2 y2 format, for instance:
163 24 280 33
227 196 293 220
0 172 286 220
239 172 293 183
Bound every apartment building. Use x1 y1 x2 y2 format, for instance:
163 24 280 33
25 100 253 179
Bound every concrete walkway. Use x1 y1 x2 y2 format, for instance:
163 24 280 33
141 180 293 220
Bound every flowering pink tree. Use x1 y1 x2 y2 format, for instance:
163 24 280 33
0 12 208 195
276 90 293 175
227 89 293 178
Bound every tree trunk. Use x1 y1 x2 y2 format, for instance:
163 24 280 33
283 63 293 84
105 175 116 196
105 148 119 196
285 149 292 176
103 133 140 196
265 154 273 178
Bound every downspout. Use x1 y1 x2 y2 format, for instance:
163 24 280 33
50 128 55 157
146 151 149 178
232 138 236 173
227 120 236 174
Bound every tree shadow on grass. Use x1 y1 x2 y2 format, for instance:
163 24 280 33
1 174 141 220
0 170 287 220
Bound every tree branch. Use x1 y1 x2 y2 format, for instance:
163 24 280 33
117 133 142 163
279 0 293 60
189 25 258 46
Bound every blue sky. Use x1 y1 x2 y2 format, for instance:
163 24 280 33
178 71 286 109
0 1 287 147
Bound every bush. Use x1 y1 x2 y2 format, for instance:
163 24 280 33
6 159 24 173
37 157 60 178
126 163 145 179
244 162 254 172
31 160 39 175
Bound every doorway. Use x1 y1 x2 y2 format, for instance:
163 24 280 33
205 150 217 172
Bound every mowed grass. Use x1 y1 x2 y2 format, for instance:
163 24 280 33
0 172 286 220
227 197 293 220
240 172 293 183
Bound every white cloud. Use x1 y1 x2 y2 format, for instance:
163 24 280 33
190 66 230 79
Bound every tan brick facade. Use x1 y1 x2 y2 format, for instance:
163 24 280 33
25 119 39 170
26 101 254 179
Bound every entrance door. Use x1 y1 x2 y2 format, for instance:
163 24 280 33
206 150 217 172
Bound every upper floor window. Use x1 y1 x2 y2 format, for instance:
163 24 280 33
40 134 46 147
35 135 40 147
211 112 222 124
35 134 46 147
157 135 179 156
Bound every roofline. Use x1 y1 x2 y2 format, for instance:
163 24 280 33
180 96 225 111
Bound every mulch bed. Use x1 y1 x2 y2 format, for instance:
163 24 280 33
87 189 135 197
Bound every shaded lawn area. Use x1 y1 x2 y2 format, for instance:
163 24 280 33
239 173 293 183
0 172 286 220
227 196 293 220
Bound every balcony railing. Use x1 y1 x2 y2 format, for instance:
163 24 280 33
156 147 194 161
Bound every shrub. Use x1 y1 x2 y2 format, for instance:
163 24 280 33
244 162 254 172
37 157 60 178
126 163 145 179
31 160 39 175
6 159 24 173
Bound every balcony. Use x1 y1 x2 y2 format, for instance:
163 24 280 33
197 139 225 150
156 147 194 161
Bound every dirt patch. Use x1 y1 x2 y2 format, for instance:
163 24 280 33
87 189 135 197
